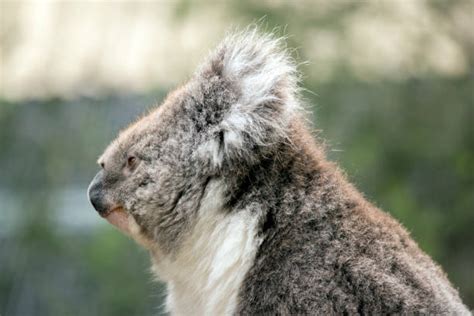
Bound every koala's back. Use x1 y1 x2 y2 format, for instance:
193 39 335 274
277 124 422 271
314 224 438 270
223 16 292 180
235 125 468 315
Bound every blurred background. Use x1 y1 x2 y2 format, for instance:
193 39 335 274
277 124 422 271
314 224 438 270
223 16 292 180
0 1 473 315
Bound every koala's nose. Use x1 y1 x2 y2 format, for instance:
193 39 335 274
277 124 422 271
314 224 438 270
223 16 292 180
87 171 108 215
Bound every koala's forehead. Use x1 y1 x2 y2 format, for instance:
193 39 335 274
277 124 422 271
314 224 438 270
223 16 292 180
99 84 190 165
100 112 158 163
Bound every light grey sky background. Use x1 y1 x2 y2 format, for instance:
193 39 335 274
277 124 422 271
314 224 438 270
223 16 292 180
1 0 472 100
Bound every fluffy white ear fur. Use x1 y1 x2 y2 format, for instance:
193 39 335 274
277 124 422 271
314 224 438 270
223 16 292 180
196 29 301 168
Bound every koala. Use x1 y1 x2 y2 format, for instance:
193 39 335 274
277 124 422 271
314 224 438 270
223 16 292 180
87 29 470 315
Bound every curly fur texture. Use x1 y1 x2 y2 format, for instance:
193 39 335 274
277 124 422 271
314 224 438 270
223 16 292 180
89 28 470 315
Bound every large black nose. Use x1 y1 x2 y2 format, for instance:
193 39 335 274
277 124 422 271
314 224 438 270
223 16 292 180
87 171 108 215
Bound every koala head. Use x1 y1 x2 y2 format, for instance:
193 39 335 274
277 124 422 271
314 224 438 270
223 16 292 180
87 30 300 256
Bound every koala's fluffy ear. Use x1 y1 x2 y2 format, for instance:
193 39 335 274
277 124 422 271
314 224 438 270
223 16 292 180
193 29 301 169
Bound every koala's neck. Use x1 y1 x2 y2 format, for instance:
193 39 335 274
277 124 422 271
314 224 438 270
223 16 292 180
152 122 326 315
151 180 263 316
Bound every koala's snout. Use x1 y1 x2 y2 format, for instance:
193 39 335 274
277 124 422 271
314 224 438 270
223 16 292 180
87 170 109 215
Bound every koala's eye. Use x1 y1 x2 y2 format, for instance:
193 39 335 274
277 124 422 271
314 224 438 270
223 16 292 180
127 155 138 169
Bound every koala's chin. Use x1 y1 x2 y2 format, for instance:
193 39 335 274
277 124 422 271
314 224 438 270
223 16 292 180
103 208 130 234
106 208 157 250
87 28 470 315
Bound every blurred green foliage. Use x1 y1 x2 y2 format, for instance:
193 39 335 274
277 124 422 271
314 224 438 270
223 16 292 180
1 1 473 315
0 95 166 316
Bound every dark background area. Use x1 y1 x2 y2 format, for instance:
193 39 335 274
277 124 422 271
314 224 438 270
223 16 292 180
1 1 473 315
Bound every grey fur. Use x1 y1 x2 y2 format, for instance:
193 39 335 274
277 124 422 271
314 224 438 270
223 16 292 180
90 29 470 315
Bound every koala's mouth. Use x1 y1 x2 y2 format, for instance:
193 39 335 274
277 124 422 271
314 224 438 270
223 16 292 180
101 206 130 234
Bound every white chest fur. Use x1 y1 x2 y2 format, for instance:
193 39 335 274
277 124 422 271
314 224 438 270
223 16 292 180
152 181 262 316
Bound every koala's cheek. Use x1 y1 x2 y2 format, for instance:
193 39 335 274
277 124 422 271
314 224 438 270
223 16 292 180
129 187 155 215
136 186 153 201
